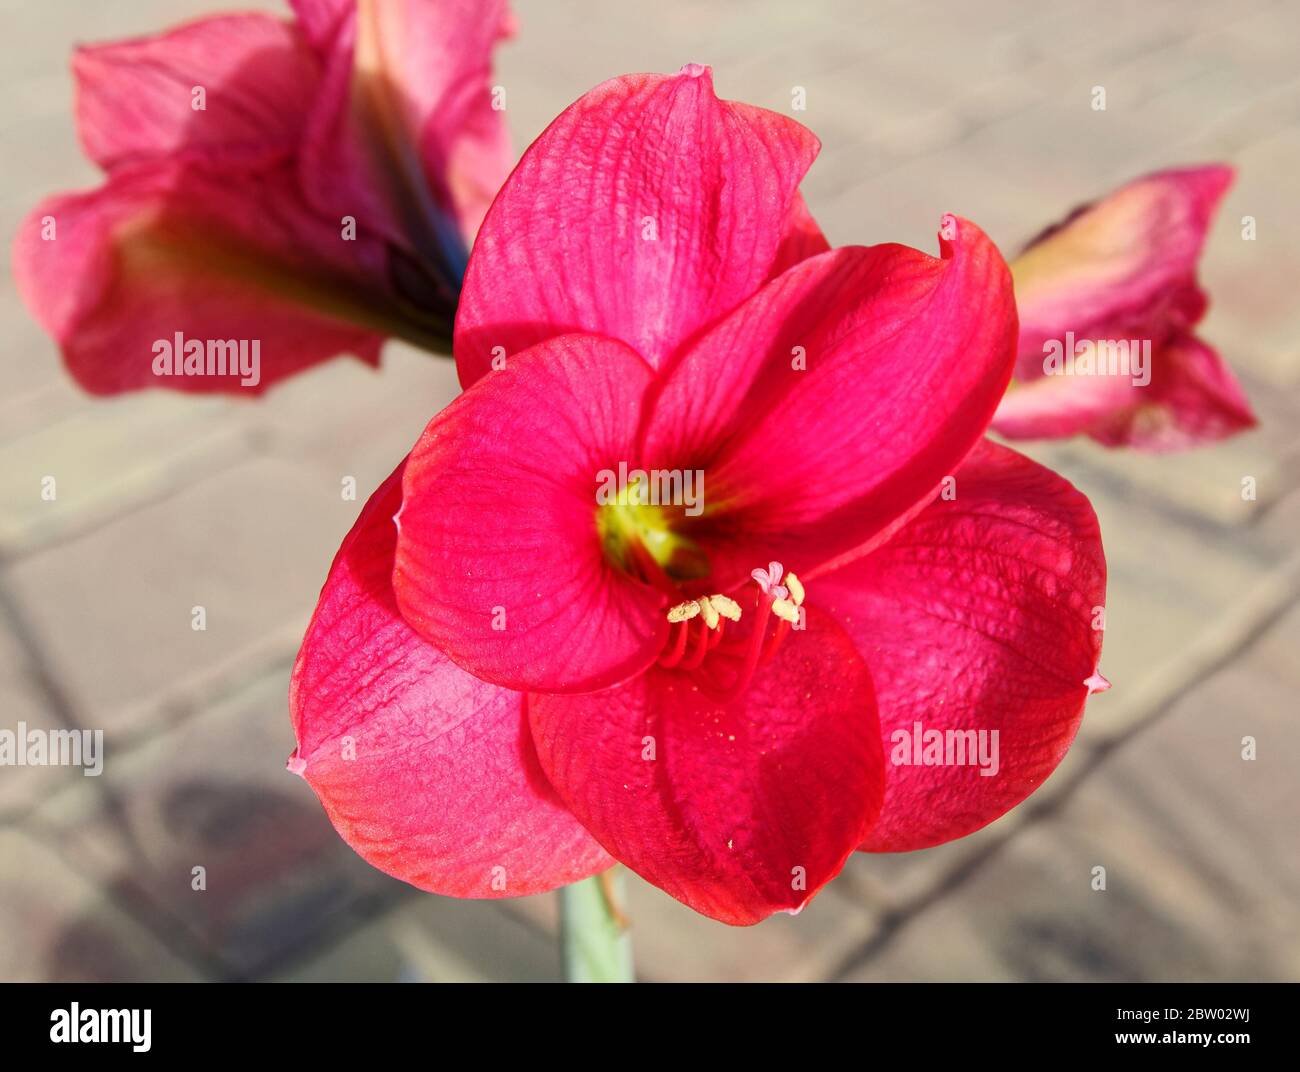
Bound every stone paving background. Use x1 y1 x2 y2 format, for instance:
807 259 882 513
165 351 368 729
2 0 1298 982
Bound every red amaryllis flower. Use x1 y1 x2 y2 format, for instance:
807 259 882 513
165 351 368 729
290 67 1108 925
11 0 512 395
991 165 1255 451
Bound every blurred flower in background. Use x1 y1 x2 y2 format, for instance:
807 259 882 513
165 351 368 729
992 165 1255 451
11 0 513 395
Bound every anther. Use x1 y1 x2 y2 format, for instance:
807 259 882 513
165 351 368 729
667 600 700 623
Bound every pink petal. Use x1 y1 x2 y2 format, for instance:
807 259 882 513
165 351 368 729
291 463 612 897
816 440 1106 852
768 190 831 277
998 164 1254 449
73 14 322 173
287 0 351 49
296 0 513 259
640 215 1018 587
454 65 820 387
393 334 668 693
11 165 392 395
528 609 884 925
994 334 1256 451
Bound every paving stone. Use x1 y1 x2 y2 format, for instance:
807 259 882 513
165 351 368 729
1200 125 1300 389
0 617 85 817
242 341 460 502
0 826 204 981
3 455 349 739
0 394 249 557
835 601 1300 982
269 896 558 983
27 666 403 979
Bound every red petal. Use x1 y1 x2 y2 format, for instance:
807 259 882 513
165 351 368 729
817 440 1106 852
73 14 321 173
393 334 668 693
997 164 1254 449
11 165 392 395
641 215 1017 587
296 0 513 255
994 334 1256 451
528 609 884 925
454 65 820 386
291 464 612 897
768 190 831 277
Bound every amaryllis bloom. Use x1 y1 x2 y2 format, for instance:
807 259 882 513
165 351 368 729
290 67 1108 925
992 165 1255 451
12 0 512 395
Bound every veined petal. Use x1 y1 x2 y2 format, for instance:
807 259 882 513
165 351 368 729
290 463 612 897
11 164 405 395
528 609 883 925
393 334 668 694
455 65 820 386
768 190 831 277
74 13 322 173
817 440 1106 852
640 215 1017 587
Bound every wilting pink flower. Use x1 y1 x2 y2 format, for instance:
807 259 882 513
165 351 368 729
992 165 1255 451
12 0 512 394
289 67 1108 925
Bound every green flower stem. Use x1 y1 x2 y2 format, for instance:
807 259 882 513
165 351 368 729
559 871 634 983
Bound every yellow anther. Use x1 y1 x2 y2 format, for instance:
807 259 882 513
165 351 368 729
771 598 800 624
697 596 720 630
785 572 805 607
709 594 741 621
667 601 700 623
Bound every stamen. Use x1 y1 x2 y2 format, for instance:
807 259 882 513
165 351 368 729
784 572 805 606
659 593 742 668
700 565 810 702
667 600 700 623
657 619 690 668
771 598 800 623
710 594 741 621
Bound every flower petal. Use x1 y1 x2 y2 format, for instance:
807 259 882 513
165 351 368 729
1012 164 1232 366
640 215 1017 587
993 334 1255 451
454 65 820 386
996 164 1254 449
290 463 612 897
768 191 831 277
12 165 397 395
296 0 513 263
816 440 1106 852
393 334 668 693
73 14 322 173
528 609 884 925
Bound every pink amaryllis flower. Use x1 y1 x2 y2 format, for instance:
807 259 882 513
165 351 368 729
12 0 512 395
289 66 1108 925
991 165 1255 451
